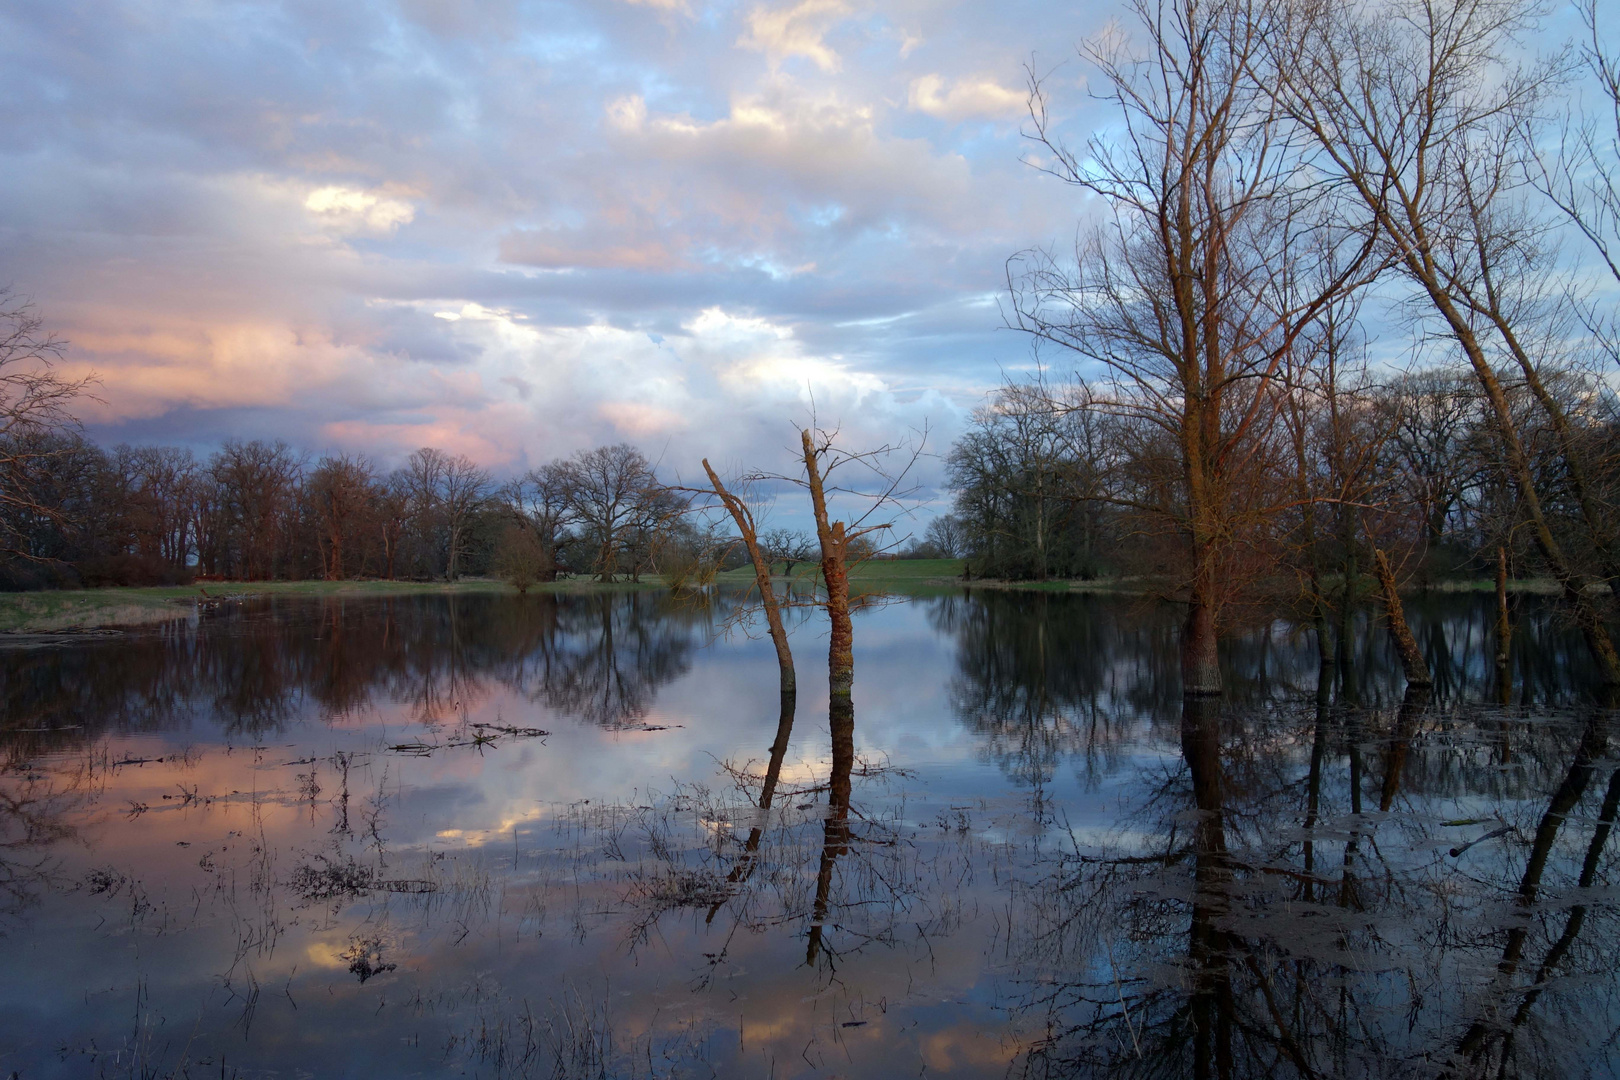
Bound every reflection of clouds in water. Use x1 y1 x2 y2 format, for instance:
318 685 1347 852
0 591 1616 1077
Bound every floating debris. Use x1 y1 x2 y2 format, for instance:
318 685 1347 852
471 723 550 738
341 937 397 983
387 741 437 756
288 856 437 900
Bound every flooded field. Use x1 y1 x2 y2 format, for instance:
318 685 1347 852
0 589 1616 1078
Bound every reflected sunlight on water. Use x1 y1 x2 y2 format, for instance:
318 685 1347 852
0 589 1615 1078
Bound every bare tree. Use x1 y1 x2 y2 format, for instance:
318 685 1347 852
1011 0 1375 694
376 472 410 581
122 445 198 571
947 384 1112 579
796 427 921 701
1377 370 1485 555
0 292 96 561
562 444 659 582
306 454 377 581
759 527 814 577
439 453 492 582
1535 0 1620 307
208 440 303 580
703 460 796 695
397 447 493 581
922 513 965 559
499 462 576 581
1276 0 1620 685
400 447 450 577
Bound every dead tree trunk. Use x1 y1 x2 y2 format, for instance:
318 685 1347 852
703 459 795 696
802 430 853 700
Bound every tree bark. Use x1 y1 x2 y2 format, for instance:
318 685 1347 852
802 430 854 699
1183 587 1222 697
1373 547 1431 688
703 459 795 695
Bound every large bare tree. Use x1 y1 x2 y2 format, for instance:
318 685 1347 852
562 443 661 582
306 454 377 581
1010 0 1374 694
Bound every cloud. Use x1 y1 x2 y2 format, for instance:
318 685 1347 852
0 0 1097 501
738 0 853 73
907 74 1025 120
618 0 691 11
303 186 417 234
500 227 686 271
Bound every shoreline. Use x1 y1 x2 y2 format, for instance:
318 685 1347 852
0 567 1575 633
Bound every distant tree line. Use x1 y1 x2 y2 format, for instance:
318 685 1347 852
0 421 736 589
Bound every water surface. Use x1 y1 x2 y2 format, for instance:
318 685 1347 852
0 589 1615 1078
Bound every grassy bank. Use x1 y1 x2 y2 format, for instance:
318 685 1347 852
0 576 666 633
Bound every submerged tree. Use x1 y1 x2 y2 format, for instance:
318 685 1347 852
1010 0 1375 694
1274 0 1620 685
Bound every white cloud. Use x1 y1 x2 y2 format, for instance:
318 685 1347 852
303 186 417 234
3 0 1080 490
907 74 1025 120
738 0 852 73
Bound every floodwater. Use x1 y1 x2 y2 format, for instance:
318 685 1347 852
0 588 1616 1079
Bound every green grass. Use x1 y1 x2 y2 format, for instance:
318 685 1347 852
0 587 192 632
0 576 677 632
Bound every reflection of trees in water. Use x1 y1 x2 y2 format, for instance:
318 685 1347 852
506 592 706 729
595 681 955 980
932 593 1166 786
937 591 1601 791
0 764 88 919
0 623 200 742
1005 674 1620 1078
0 592 711 745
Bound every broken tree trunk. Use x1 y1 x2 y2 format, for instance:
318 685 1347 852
801 430 853 700
702 458 795 696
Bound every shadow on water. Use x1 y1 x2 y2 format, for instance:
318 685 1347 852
0 588 1616 1078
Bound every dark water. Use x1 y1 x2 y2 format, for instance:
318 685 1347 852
0 589 1616 1079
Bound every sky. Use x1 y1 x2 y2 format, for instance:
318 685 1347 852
0 0 1111 513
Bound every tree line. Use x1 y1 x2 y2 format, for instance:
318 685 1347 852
0 278 898 597
939 365 1612 587
0 426 735 590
